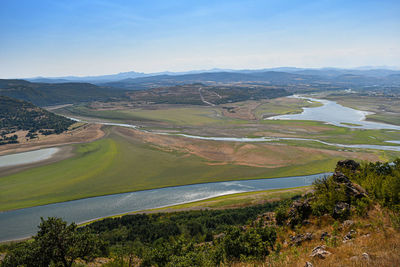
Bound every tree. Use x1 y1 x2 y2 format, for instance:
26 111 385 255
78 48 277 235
2 217 105 267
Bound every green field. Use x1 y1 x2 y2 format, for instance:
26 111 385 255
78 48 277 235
0 127 350 212
62 105 247 126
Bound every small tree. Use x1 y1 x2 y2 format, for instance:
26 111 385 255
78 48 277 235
2 217 104 267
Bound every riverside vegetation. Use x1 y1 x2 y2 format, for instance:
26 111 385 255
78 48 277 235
1 158 399 266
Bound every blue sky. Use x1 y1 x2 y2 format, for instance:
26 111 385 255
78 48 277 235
1 0 399 78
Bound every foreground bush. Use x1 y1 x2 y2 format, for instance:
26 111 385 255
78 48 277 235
2 217 105 267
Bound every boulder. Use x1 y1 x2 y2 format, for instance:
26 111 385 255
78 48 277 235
343 229 357 242
310 245 331 259
290 232 313 246
304 262 314 267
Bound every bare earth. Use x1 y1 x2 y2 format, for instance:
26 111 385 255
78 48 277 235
0 123 104 156
114 127 379 168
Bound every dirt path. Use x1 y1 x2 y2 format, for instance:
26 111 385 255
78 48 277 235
199 87 215 106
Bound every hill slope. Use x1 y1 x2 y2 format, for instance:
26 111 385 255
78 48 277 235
127 83 290 105
0 96 74 144
0 79 127 106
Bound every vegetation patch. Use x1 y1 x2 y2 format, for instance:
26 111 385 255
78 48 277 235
0 96 74 145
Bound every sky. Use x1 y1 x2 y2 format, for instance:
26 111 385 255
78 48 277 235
0 0 399 78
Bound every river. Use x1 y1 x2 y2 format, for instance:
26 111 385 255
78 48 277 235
268 95 400 130
0 173 328 242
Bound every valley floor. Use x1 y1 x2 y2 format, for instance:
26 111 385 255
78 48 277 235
1 94 400 212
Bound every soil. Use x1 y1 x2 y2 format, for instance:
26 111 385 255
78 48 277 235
0 124 105 156
114 127 379 168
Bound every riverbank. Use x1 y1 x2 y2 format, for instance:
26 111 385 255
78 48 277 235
0 186 311 243
0 174 324 242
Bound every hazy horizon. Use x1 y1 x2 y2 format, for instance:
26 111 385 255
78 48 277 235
16 65 400 80
1 0 399 78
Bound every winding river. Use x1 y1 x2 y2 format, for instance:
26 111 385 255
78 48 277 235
0 173 327 242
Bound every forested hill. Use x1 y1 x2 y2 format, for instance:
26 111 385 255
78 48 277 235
0 79 127 106
0 96 74 145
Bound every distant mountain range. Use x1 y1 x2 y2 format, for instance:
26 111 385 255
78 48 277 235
2 67 399 107
26 67 400 84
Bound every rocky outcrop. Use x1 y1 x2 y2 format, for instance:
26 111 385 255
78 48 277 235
332 172 368 199
290 233 313 246
310 245 331 259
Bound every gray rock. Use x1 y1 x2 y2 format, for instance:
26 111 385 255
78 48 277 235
290 232 313 246
305 261 314 267
332 172 368 199
332 172 351 184
343 229 357 242
310 245 331 259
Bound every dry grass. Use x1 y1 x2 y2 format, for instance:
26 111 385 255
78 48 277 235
232 205 400 267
